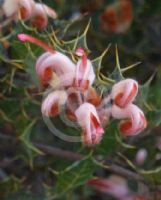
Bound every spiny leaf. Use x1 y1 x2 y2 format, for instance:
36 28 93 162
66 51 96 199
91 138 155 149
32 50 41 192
139 167 161 184
92 44 111 70
96 121 117 155
137 73 155 107
116 133 136 149
62 19 91 51
52 158 94 198
19 120 43 168
114 45 124 79
146 110 161 127
121 62 142 73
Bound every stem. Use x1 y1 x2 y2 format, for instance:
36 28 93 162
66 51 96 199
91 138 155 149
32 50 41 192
33 142 145 182
33 142 82 161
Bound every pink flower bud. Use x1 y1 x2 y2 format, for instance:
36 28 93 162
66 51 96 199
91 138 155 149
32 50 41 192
75 103 104 145
88 175 130 199
41 90 67 117
36 51 75 86
111 79 138 108
135 148 147 165
111 104 147 136
74 48 95 90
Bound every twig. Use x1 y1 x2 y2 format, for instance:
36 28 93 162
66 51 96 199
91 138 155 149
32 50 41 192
33 142 82 161
33 142 145 182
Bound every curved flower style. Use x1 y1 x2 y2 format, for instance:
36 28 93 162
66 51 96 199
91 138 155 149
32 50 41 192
111 104 147 136
36 51 76 86
2 0 57 29
100 0 133 34
31 3 57 29
75 103 104 145
17 34 54 53
88 176 130 199
74 48 95 90
41 90 67 117
111 79 138 108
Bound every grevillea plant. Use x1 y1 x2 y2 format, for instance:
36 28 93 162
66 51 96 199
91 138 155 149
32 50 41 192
18 33 147 146
2 1 161 199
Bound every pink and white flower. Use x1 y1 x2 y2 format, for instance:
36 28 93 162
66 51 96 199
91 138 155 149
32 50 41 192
75 102 104 145
2 0 57 29
74 48 95 90
88 175 131 199
31 3 57 29
41 90 67 117
111 79 138 108
36 51 76 86
111 104 147 136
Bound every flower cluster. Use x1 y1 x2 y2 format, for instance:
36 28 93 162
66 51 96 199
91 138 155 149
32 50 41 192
18 34 147 146
2 0 57 29
110 79 147 136
100 0 133 33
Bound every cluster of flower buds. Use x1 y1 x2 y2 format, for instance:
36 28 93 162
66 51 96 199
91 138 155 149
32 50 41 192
110 79 147 136
2 0 57 29
18 33 147 146
100 0 133 34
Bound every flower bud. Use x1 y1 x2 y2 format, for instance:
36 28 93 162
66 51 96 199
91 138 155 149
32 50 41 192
75 103 104 145
111 79 138 108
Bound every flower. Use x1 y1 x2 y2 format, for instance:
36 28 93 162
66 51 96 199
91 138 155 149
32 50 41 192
41 90 67 117
75 102 104 145
111 104 147 136
74 48 95 90
88 175 130 199
36 51 75 87
18 33 147 144
111 78 138 108
100 0 133 34
2 0 57 29
18 0 35 20
31 3 57 29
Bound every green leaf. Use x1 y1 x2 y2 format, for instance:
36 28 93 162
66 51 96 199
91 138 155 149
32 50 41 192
24 55 39 87
53 158 94 198
140 167 161 184
96 121 117 155
110 46 124 81
19 120 43 168
137 74 154 107
146 110 161 127
62 19 91 51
